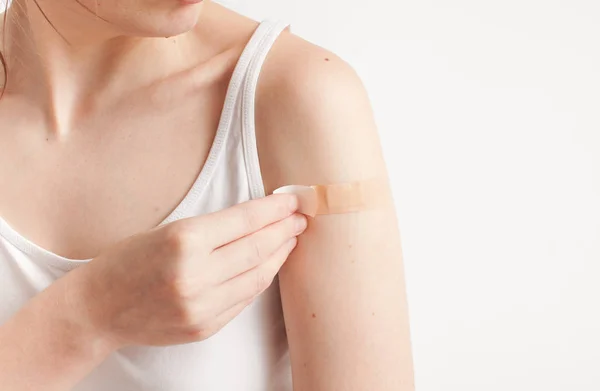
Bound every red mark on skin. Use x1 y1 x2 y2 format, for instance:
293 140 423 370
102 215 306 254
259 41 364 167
312 313 317 319
325 58 330 61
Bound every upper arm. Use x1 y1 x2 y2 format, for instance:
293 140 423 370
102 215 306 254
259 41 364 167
255 33 414 391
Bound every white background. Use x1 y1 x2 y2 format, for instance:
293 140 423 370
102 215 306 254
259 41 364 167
223 1 600 390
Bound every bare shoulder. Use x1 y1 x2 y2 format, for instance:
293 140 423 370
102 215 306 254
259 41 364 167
255 30 387 192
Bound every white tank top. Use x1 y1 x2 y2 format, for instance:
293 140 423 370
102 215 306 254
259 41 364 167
0 20 293 391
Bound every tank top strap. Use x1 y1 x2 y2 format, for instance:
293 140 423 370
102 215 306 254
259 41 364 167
240 21 290 199
159 20 289 225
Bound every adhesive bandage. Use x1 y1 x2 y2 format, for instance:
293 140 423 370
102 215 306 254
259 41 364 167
273 178 390 217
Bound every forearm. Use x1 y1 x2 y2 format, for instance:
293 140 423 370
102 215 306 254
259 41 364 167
0 266 117 390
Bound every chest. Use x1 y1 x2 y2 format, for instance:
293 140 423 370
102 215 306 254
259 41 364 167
0 86 226 259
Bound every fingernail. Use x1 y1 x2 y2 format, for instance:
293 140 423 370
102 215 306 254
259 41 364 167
295 215 307 234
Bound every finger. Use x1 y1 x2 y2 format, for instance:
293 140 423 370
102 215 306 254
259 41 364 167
210 213 307 283
208 237 297 313
201 194 299 247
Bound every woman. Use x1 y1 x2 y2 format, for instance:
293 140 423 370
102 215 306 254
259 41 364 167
0 0 414 390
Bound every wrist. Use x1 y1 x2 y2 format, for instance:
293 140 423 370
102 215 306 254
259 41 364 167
52 264 123 356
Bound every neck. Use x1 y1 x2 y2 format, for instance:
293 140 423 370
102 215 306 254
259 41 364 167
2 0 207 135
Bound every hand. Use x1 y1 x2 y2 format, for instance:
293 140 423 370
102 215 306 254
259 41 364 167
78 194 307 348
